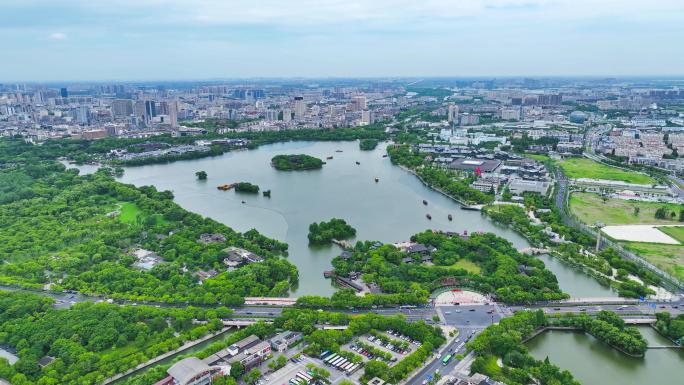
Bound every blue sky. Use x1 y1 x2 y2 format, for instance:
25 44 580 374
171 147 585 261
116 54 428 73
1 0 683 81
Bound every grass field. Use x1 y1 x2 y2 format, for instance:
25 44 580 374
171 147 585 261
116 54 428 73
452 259 482 274
559 158 656 185
622 241 684 282
659 226 684 243
570 192 683 225
526 154 551 162
118 202 142 223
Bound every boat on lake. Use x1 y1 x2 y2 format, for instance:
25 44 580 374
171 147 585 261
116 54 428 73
448 214 453 221
382 154 388 158
326 156 333 160
426 214 432 220
355 161 360 165
336 150 343 153
217 184 234 191
374 177 379 182
241 200 246 204
422 200 428 205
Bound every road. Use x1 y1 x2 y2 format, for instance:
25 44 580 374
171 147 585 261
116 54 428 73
405 305 502 385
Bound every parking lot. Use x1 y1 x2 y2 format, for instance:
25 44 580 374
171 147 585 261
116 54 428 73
341 330 420 367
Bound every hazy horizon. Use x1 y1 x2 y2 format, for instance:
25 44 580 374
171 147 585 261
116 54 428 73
2 0 684 82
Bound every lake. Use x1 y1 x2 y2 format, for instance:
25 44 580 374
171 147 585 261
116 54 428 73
114 140 612 298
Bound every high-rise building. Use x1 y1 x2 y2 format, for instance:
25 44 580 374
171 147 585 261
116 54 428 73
145 100 157 118
265 110 278 121
76 106 90 124
168 101 178 127
111 99 133 118
293 97 305 121
351 96 367 111
60 87 68 98
282 108 292 122
134 101 148 127
360 110 375 125
447 104 459 123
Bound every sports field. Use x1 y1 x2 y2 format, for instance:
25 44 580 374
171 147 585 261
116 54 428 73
559 158 656 185
570 192 683 225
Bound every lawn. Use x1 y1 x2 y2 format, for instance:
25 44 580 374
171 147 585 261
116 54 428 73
659 226 684 243
570 192 684 225
621 241 684 282
526 154 551 162
118 202 168 226
119 202 142 223
559 158 656 185
452 259 482 274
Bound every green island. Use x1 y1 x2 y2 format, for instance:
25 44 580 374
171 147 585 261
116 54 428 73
359 139 379 151
307 218 357 244
234 182 260 193
271 154 324 171
297 230 568 308
654 312 684 344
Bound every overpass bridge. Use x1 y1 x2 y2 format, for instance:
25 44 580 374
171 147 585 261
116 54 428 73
244 297 297 306
221 319 273 327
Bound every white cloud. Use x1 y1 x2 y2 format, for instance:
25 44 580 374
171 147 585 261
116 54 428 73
48 32 67 40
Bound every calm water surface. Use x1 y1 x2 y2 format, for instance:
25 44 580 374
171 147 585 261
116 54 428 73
117 141 532 296
527 326 683 385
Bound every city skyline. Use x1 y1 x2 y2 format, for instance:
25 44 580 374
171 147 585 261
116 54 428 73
2 0 684 81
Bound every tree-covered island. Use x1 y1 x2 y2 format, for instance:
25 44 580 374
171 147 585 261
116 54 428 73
234 182 260 193
359 139 379 151
271 154 324 171
307 218 357 244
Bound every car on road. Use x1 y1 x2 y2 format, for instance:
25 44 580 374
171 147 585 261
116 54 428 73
469 309 476 312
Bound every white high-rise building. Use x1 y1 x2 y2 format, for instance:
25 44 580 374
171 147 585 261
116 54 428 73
293 96 306 121
352 95 367 111
282 108 292 122
447 104 459 123
360 110 375 125
168 100 178 127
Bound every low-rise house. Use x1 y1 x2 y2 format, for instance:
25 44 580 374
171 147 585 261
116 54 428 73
198 233 227 244
222 247 264 267
195 269 218 283
132 248 163 270
157 357 227 385
38 356 55 368
406 243 434 255
270 331 304 352
508 178 551 195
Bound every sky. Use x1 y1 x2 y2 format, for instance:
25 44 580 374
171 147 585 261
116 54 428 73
1 0 684 81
